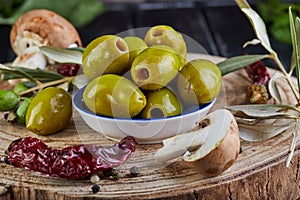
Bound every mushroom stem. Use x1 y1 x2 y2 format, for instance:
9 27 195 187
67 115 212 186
154 128 208 163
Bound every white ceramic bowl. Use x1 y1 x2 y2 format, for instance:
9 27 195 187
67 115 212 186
73 87 216 144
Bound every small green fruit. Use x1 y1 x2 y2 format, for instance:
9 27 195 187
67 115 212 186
131 46 180 90
16 97 32 125
83 74 146 118
0 90 20 111
124 36 147 65
82 35 129 80
26 87 72 135
13 82 29 94
144 25 187 65
140 88 181 119
177 59 222 104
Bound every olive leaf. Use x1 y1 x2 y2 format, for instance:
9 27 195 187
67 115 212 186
225 104 300 119
289 8 300 96
217 54 269 75
242 38 261 48
67 47 85 53
289 51 296 76
0 66 64 82
268 72 283 104
40 46 82 64
235 0 250 9
239 121 294 142
0 64 35 82
237 5 274 53
286 119 300 167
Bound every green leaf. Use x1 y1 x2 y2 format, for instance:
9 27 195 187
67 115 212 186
234 0 250 9
289 7 300 98
240 8 274 53
67 47 85 53
217 54 269 75
40 46 82 64
0 0 106 27
1 66 64 82
0 64 35 82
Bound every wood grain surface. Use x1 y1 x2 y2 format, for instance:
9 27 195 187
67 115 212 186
0 55 299 199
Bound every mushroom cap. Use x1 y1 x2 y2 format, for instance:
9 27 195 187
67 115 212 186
10 9 82 55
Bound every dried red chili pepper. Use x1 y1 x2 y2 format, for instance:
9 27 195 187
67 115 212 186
245 60 271 104
245 60 270 86
6 136 137 179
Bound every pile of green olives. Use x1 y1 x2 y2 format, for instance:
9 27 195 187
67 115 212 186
82 25 222 119
0 83 72 136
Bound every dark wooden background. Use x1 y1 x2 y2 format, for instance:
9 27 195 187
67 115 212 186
0 0 293 69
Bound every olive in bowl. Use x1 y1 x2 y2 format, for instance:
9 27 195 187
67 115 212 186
73 86 216 144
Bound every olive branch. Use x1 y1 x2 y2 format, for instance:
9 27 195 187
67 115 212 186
217 0 300 167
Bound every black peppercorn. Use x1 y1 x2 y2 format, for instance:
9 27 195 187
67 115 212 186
103 168 118 178
4 156 9 164
103 168 113 177
91 184 100 194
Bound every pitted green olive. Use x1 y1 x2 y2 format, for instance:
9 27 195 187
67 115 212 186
82 35 129 80
144 25 187 65
26 87 72 135
140 87 181 119
131 46 180 90
83 74 146 118
124 36 148 65
177 59 222 104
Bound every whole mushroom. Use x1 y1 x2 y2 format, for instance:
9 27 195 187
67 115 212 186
10 9 82 69
154 109 240 177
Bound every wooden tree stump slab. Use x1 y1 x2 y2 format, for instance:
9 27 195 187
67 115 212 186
0 54 299 199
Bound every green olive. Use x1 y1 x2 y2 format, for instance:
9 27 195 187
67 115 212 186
0 90 20 111
140 87 181 119
26 87 72 135
82 35 129 80
16 97 32 125
144 25 187 65
131 46 180 90
124 36 148 65
83 74 146 118
13 82 29 94
177 59 222 104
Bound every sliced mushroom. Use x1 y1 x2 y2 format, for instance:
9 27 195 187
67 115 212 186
10 9 82 56
154 109 240 177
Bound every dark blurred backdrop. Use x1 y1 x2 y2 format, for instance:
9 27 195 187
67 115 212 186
0 0 296 69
